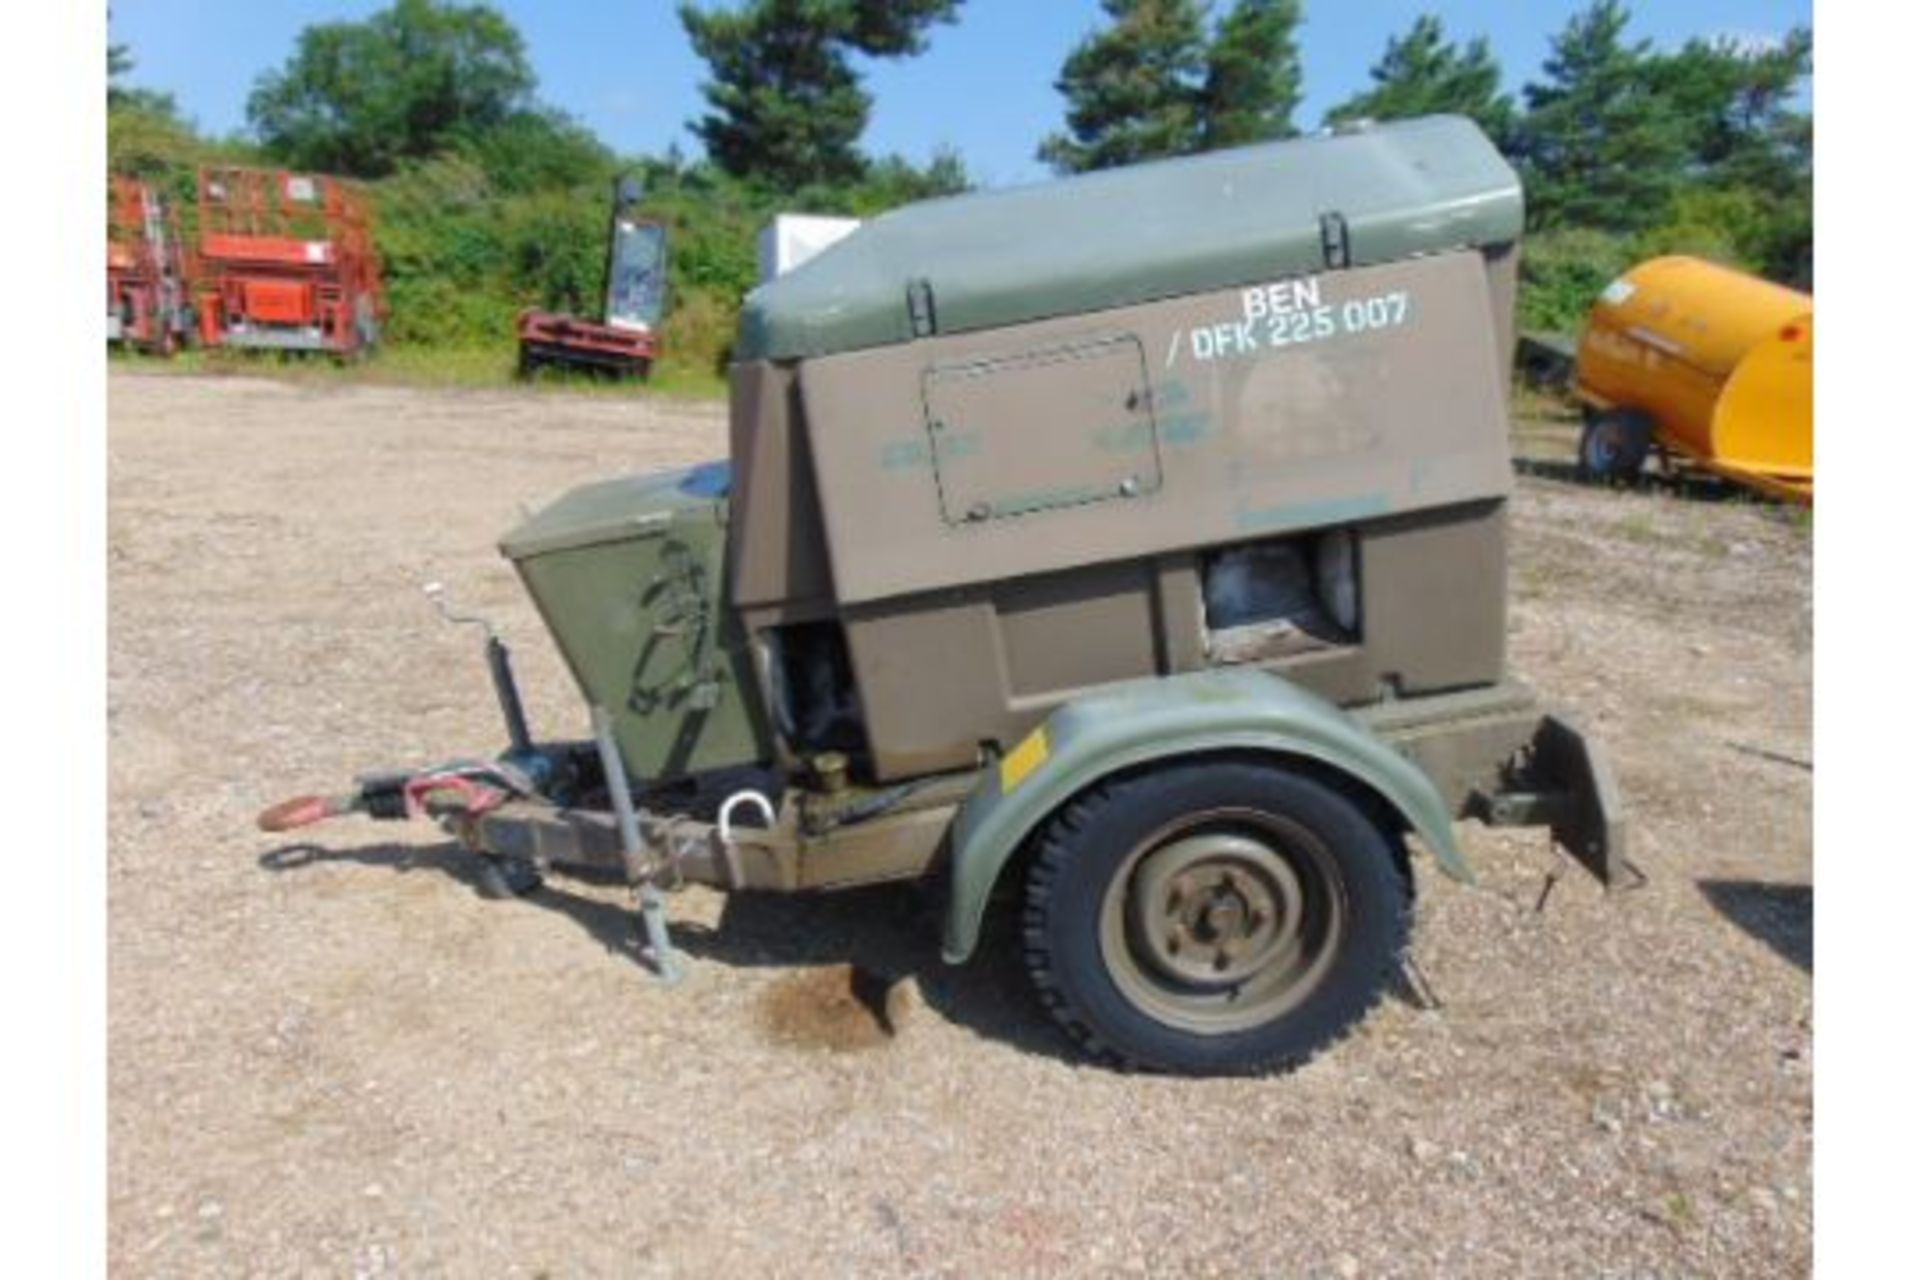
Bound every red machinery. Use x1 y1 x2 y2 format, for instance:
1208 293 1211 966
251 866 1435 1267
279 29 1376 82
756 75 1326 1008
195 166 385 357
516 176 668 380
106 176 192 354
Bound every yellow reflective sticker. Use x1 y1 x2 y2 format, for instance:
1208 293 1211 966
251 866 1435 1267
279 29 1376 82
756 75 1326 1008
999 726 1050 794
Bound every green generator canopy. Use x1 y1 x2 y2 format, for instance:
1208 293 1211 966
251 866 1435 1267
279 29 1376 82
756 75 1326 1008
735 114 1522 363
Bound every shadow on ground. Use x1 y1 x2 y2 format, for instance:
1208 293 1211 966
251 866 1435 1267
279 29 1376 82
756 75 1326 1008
1698 878 1812 973
259 838 1078 1065
261 836 1438 1068
1513 455 1758 505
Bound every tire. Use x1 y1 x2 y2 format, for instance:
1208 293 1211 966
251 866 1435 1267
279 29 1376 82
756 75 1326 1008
1021 761 1409 1075
474 854 543 900
1578 409 1653 480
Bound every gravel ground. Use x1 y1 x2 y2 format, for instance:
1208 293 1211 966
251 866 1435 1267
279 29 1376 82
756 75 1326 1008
108 372 1811 1276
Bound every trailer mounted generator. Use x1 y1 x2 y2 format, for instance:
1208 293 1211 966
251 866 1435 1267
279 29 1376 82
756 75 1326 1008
264 116 1627 1077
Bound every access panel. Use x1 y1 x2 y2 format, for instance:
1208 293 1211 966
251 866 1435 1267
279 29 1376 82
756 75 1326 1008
921 334 1162 525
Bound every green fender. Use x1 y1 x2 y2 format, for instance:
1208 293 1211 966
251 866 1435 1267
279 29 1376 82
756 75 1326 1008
941 666 1471 963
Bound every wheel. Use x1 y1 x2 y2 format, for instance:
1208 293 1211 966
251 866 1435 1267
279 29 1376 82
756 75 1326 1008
474 854 543 900
1021 761 1409 1075
1578 409 1653 480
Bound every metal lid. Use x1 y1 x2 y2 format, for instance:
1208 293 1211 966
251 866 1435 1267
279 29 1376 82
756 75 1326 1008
499 462 730 560
735 115 1521 362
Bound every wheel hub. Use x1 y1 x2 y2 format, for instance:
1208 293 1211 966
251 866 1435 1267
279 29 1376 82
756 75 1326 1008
1096 807 1350 1037
1132 834 1303 988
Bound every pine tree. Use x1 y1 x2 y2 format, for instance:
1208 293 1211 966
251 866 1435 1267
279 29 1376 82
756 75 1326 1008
1197 0 1302 149
1037 0 1209 173
1645 28 1812 281
680 0 961 189
1324 14 1512 145
1653 28 1811 190
1510 0 1691 232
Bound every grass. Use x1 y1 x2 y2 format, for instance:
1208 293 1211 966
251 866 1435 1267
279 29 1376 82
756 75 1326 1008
1777 504 1815 538
1660 1191 1699 1232
1618 510 1661 545
1510 381 1582 425
1613 503 1742 559
107 341 730 401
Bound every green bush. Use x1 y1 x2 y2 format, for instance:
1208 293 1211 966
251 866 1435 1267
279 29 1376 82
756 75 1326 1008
1516 227 1637 335
1631 187 1757 270
500 191 609 312
454 109 611 195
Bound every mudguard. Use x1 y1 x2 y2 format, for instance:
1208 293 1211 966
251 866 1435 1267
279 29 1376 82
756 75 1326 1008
941 667 1470 963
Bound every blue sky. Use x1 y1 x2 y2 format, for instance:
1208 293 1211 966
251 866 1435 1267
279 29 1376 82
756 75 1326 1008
109 1 1812 188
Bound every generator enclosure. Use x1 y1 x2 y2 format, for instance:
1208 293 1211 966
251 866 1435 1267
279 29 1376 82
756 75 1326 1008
503 116 1526 788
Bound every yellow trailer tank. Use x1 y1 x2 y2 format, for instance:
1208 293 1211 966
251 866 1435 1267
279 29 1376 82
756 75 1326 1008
1572 255 1812 503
